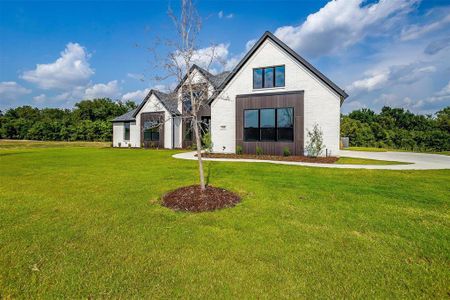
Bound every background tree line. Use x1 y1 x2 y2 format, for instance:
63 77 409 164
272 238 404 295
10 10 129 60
0 98 136 142
1 100 449 152
341 106 450 151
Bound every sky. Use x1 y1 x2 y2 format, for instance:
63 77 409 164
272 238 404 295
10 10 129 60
1 0 450 114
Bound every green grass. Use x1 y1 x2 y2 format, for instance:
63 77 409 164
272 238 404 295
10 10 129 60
0 139 110 149
1 141 449 298
335 156 410 165
346 146 450 156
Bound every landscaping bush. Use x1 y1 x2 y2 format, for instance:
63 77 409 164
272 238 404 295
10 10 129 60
283 147 291 156
236 145 243 155
256 146 263 155
201 132 213 153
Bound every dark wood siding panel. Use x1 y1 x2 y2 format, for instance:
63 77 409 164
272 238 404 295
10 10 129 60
236 91 304 156
140 112 165 148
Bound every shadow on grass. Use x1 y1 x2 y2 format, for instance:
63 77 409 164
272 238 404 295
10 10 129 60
0 151 33 157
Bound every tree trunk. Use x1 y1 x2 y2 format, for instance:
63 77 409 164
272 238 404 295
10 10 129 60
192 115 206 191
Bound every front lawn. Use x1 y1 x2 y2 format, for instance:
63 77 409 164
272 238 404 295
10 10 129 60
1 141 449 298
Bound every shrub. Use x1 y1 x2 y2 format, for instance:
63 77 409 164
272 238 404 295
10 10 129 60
201 132 213 153
283 147 291 156
128 143 131 148
118 142 121 147
306 124 324 157
236 145 243 155
256 146 263 155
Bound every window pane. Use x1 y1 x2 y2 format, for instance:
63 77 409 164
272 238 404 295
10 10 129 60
261 128 276 141
144 130 151 141
277 108 294 128
244 128 260 141
151 131 159 141
253 69 263 89
124 123 130 140
244 110 259 128
260 109 275 128
277 128 293 141
264 67 274 88
275 66 285 87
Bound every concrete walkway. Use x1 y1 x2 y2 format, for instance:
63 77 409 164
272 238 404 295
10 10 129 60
173 150 450 170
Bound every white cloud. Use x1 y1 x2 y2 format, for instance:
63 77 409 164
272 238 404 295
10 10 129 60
347 71 390 93
401 14 450 41
347 62 436 94
33 94 48 104
274 0 419 57
84 80 120 99
0 81 32 100
426 81 450 103
127 73 144 81
22 43 94 90
218 11 233 19
175 43 229 72
245 39 257 52
121 88 150 102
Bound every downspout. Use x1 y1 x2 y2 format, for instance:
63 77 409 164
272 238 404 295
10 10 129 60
172 115 175 149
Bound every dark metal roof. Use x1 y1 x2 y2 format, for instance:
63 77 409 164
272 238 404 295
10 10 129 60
208 31 348 105
111 108 138 122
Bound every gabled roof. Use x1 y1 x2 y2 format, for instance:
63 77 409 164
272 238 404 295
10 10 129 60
111 108 138 122
132 89 180 118
174 64 230 92
209 31 348 104
112 89 180 123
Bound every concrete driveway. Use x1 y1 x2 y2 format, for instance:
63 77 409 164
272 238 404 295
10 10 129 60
173 150 450 170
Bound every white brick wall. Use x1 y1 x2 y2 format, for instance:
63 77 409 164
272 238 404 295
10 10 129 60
211 39 341 156
113 121 137 147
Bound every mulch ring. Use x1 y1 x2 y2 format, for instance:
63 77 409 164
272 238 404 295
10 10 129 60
162 185 241 212
200 153 339 163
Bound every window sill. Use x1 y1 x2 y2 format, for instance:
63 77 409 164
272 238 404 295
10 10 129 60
252 87 285 92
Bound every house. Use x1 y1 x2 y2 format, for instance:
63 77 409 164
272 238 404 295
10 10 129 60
112 31 348 156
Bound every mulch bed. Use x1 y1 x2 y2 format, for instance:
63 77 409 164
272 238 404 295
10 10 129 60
162 185 241 212
199 153 339 163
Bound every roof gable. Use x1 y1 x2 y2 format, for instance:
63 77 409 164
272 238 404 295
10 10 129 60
132 89 180 118
209 31 348 104
174 64 230 92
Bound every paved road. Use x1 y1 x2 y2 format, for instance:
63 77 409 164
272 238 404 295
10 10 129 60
173 150 450 170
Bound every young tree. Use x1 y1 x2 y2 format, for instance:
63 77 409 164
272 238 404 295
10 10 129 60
153 0 226 191
306 124 325 157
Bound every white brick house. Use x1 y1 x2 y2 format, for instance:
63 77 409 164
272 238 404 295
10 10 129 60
112 31 348 156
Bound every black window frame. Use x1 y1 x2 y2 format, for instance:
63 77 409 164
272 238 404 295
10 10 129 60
124 122 130 141
253 65 285 89
243 107 294 142
243 109 260 141
144 126 159 141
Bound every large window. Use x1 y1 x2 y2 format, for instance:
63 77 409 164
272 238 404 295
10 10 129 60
243 107 293 142
244 110 259 141
144 127 159 141
253 65 285 89
124 122 130 140
277 108 294 141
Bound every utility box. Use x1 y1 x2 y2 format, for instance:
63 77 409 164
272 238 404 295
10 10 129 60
341 137 349 149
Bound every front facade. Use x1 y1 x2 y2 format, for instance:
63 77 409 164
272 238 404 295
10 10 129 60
112 31 348 156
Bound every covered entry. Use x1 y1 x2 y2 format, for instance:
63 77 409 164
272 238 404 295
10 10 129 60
141 112 165 148
235 91 304 155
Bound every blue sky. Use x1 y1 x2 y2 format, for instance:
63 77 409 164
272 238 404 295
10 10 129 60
1 0 450 114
